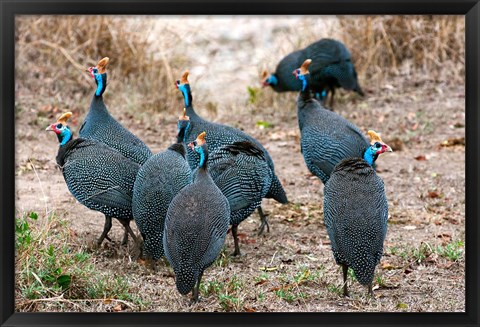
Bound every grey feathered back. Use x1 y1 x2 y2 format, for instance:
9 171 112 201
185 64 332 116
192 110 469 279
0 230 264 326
297 93 369 184
163 147 230 295
132 144 192 260
58 137 140 220
208 141 272 226
324 158 388 285
180 82 287 205
269 38 363 96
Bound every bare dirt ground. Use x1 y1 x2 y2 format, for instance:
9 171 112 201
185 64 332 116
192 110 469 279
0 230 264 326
14 17 465 312
15 78 465 312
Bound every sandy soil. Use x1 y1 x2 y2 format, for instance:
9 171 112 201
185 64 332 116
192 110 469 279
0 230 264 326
14 17 465 312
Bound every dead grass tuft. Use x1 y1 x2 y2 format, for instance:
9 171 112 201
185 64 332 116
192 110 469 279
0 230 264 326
15 16 188 119
338 16 465 85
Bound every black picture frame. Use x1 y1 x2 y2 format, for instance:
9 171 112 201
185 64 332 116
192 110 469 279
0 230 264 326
1 1 478 326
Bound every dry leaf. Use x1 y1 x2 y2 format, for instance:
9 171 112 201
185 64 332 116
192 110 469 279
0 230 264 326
103 298 112 304
427 191 441 198
381 262 395 270
243 306 256 312
440 137 465 147
113 304 123 312
414 155 427 161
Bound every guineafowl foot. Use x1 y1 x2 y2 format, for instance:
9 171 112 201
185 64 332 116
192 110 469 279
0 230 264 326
257 207 270 235
118 219 139 246
96 216 113 245
231 225 242 256
121 230 128 246
367 284 375 298
190 272 204 303
342 264 349 297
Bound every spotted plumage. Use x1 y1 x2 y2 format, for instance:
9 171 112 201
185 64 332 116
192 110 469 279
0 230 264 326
294 59 370 185
208 140 272 255
132 115 192 262
324 131 392 297
262 38 364 109
163 132 230 302
79 57 152 165
175 71 287 234
47 112 140 246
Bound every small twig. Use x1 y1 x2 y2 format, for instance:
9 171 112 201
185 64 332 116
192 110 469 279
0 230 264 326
36 40 85 71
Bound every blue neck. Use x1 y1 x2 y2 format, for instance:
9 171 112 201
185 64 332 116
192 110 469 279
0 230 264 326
196 144 208 169
177 122 190 143
298 73 308 92
363 147 377 166
178 83 191 107
198 146 205 168
94 73 107 97
268 75 278 86
58 128 73 146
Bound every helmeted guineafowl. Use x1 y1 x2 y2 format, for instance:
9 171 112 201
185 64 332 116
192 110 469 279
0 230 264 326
293 59 370 185
79 57 152 165
207 140 273 256
132 109 192 266
175 71 287 234
262 38 364 109
46 112 140 246
163 132 230 302
324 130 392 297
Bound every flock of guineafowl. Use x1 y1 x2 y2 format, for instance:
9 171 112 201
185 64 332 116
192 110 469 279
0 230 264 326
46 38 392 303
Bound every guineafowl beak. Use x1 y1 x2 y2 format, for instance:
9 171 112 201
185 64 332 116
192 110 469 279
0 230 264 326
45 125 54 131
187 142 195 150
380 143 393 153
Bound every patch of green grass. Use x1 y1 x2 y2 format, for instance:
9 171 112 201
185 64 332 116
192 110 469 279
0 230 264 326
15 210 142 310
200 275 244 312
411 242 433 263
436 240 464 261
247 86 260 105
213 247 231 268
275 288 297 303
327 283 342 295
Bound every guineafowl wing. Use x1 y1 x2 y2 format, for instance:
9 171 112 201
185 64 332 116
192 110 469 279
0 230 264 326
61 139 139 214
209 142 269 212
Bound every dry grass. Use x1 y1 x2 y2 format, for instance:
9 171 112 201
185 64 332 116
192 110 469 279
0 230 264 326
338 16 465 85
15 16 188 119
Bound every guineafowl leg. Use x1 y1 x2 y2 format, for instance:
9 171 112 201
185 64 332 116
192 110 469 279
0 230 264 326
257 206 270 235
367 283 374 297
329 87 336 109
118 219 139 246
97 216 113 245
191 271 204 303
232 224 242 256
342 264 350 297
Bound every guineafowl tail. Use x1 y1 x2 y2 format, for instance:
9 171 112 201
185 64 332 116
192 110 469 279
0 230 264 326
175 267 197 295
266 175 288 204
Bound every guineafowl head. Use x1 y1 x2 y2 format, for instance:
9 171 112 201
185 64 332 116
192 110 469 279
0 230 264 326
175 71 192 107
177 108 191 143
188 131 208 168
363 130 392 166
293 59 312 92
87 57 109 97
261 69 278 87
46 112 73 146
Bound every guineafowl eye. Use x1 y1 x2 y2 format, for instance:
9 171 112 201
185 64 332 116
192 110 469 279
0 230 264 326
374 142 381 148
56 123 63 129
